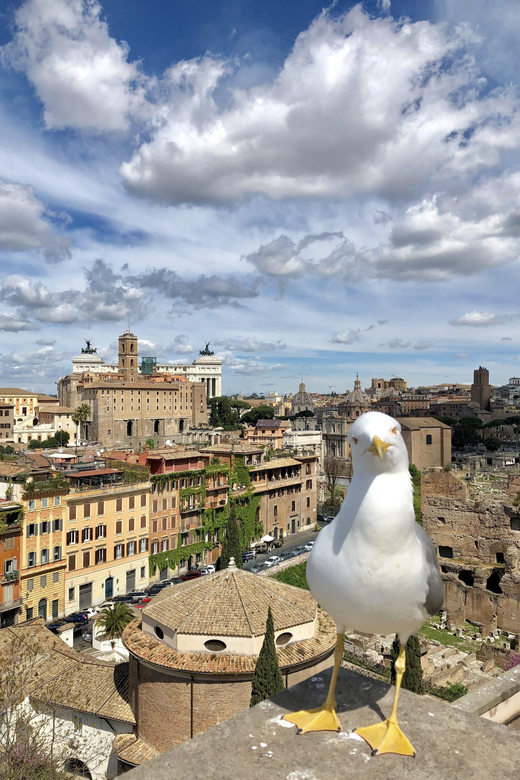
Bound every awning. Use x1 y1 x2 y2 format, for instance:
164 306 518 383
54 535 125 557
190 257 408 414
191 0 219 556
260 534 274 542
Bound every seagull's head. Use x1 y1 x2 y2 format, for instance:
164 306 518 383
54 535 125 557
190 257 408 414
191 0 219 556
347 411 409 476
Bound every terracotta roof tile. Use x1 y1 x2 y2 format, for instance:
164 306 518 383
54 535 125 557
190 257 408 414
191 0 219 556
114 734 159 766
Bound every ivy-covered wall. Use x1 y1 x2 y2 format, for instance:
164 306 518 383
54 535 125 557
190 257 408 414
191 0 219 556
0 505 24 534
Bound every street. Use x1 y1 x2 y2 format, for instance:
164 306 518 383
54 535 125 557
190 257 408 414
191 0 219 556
242 526 319 571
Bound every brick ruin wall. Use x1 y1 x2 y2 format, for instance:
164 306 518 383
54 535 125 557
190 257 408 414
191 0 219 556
422 470 520 637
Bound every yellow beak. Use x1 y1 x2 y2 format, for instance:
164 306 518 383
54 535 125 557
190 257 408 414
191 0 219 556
367 435 391 459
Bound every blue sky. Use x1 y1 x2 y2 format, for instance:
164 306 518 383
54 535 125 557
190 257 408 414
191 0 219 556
0 0 519 395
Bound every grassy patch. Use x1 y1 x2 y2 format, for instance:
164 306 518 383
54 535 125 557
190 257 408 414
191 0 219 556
419 621 476 653
272 562 308 590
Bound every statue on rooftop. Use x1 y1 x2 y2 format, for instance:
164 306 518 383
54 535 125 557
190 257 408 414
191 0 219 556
199 342 214 356
81 339 97 354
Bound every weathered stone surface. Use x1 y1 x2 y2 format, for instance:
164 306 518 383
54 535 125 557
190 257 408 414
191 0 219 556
124 666 520 780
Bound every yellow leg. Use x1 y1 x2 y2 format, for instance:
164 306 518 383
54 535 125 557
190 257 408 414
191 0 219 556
355 644 415 757
284 633 343 733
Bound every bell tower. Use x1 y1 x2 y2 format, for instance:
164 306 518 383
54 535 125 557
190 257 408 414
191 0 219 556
118 328 138 382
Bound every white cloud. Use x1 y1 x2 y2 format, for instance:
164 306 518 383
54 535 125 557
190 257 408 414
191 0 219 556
2 0 148 132
217 350 283 375
379 338 412 349
0 313 37 332
120 7 516 206
449 310 517 327
0 180 71 261
331 330 361 345
171 335 193 355
413 340 434 350
214 337 287 352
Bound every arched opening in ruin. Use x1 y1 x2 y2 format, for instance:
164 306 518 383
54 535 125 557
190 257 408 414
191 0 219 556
441 565 448 573
179 419 184 433
496 552 505 564
64 759 92 779
154 419 160 434
127 420 133 437
458 570 474 587
486 570 503 594
439 546 453 558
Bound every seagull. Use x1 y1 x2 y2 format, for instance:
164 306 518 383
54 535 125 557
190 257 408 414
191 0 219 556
284 411 444 757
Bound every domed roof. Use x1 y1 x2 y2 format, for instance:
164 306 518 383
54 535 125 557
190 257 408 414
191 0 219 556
345 375 370 407
142 564 315 638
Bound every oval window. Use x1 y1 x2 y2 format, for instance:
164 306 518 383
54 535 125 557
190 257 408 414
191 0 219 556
204 639 227 652
154 626 164 640
276 632 293 646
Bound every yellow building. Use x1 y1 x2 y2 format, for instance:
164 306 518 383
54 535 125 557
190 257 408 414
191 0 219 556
64 475 150 613
20 485 68 622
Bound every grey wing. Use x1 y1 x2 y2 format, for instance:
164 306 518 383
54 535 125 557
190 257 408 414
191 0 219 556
416 524 444 616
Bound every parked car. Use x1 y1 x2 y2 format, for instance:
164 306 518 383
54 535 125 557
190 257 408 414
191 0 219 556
200 565 216 575
291 546 307 558
135 597 152 608
264 555 281 568
64 612 88 625
255 543 269 554
242 550 256 561
164 578 183 586
47 620 66 634
128 590 147 603
180 570 202 581
250 563 265 574
84 607 99 619
204 564 216 573
112 594 134 603
148 583 167 596
277 552 292 563
304 541 315 552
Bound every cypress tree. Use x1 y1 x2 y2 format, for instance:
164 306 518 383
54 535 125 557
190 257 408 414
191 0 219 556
220 503 243 569
250 606 285 707
390 634 424 694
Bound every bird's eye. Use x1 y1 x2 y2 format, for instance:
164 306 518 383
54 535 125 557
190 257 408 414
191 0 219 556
352 437 358 444
391 427 397 435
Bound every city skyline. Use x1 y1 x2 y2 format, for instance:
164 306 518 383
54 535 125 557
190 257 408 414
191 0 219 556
0 0 519 393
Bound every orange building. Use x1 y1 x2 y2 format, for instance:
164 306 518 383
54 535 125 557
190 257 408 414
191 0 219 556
0 499 23 627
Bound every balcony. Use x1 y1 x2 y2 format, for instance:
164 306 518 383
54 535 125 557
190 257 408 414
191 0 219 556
1 570 19 585
0 596 23 613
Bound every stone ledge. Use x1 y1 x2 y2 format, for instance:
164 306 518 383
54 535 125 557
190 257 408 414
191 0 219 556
124 665 520 779
454 665 520 717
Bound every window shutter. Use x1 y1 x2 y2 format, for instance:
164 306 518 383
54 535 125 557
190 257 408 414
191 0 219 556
82 528 86 543
12 558 17 570
66 531 71 545
103 525 107 537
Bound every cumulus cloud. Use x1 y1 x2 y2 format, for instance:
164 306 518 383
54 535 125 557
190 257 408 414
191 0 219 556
0 180 71 261
2 0 148 132
217 350 283 375
214 337 287 352
0 344 69 380
120 7 517 206
170 335 193 355
331 330 361 345
35 337 56 345
449 310 518 327
131 268 259 309
0 313 37 332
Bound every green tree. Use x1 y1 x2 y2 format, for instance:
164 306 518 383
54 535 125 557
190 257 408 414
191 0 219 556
208 396 241 428
250 606 285 707
220 503 243 569
95 602 134 645
391 634 423 694
53 430 70 446
484 437 502 451
71 403 91 452
146 438 155 449
240 405 276 425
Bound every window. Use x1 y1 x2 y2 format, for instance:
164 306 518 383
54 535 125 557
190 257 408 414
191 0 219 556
439 545 453 558
53 571 59 583
26 607 33 620
161 539 168 552
68 587 74 601
129 496 135 510
96 524 106 539
82 551 90 568
140 566 145 578
151 541 159 554
52 599 59 619
68 555 76 572
40 549 49 565
82 527 91 543
162 517 168 531
40 575 47 588
40 521 50 534
152 519 158 534
25 552 35 568
127 541 136 556
95 548 106 564
27 523 37 537
53 546 61 561
27 578 34 591
67 530 78 545
116 498 123 512
114 544 123 559
52 518 61 532
97 501 104 515
306 479 312 490
291 501 296 512
140 515 146 529
306 463 311 474
139 538 148 553
274 505 278 517
129 517 135 532
162 498 168 511
69 505 77 521
141 494 146 507
41 498 48 508
307 497 311 508
426 434 432 445
54 496 60 506
28 499 35 510
116 520 122 534
83 503 91 518
152 500 158 513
